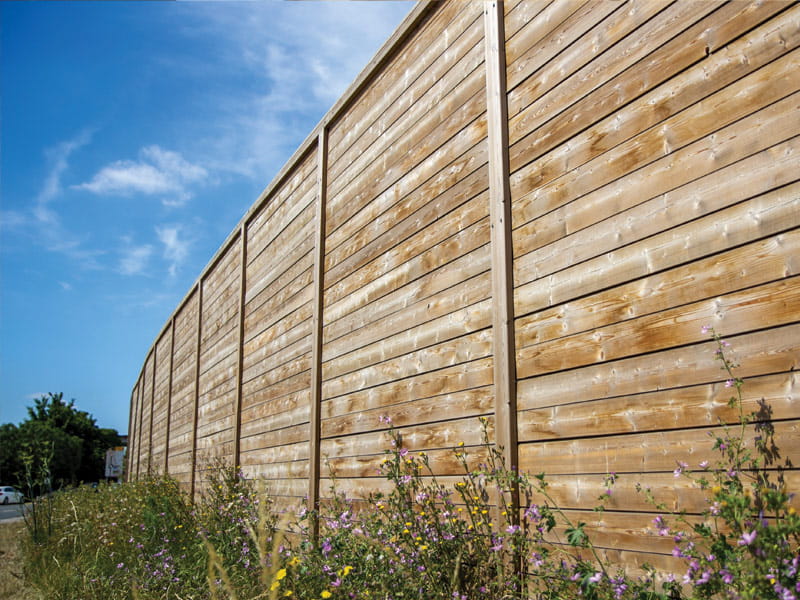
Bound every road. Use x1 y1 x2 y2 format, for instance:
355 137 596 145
0 502 27 522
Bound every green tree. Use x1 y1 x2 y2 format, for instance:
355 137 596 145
4 393 121 489
0 423 23 485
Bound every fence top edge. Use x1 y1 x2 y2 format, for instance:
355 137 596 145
130 1 437 399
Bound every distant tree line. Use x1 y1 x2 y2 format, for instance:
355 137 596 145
0 392 122 491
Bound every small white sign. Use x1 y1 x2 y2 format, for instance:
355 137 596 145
105 447 126 478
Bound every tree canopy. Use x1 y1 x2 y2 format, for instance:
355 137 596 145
0 393 121 490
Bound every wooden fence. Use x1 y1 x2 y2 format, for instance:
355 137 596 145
127 0 800 571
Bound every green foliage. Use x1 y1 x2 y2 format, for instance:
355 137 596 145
19 334 799 600
2 392 121 490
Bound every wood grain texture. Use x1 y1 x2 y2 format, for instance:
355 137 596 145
128 1 800 569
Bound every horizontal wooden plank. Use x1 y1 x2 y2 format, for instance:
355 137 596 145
509 13 800 210
325 161 489 299
240 402 309 439
322 313 493 399
320 417 495 460
518 323 800 411
241 384 309 419
520 420 800 475
322 385 493 439
245 238 314 315
201 239 241 307
515 176 800 316
516 230 800 356
508 1 783 150
321 445 492 480
504 0 590 78
241 352 311 398
328 19 485 200
325 204 490 322
515 90 799 246
325 240 490 349
519 371 799 441
241 368 311 406
246 180 316 273
244 272 313 347
514 137 800 293
246 150 317 248
329 69 486 233
503 0 551 40
518 275 800 379
239 440 309 463
322 354 494 419
513 57 800 239
242 337 311 389
240 421 309 451
328 1 476 167
508 0 723 138
239 460 309 481
506 0 635 92
198 344 238 395
326 117 488 251
324 271 492 364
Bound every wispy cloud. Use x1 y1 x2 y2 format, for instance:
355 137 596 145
75 145 207 207
19 131 107 270
156 224 190 277
178 3 411 179
118 243 154 276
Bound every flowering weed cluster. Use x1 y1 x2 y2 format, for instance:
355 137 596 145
21 330 798 599
640 328 800 599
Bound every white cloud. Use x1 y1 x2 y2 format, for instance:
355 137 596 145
119 243 154 276
19 131 107 270
76 145 207 206
58 281 73 291
156 224 190 277
177 3 411 179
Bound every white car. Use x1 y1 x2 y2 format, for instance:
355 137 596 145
0 486 24 504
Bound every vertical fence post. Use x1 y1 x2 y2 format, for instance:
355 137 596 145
308 130 328 540
190 281 203 500
148 347 157 475
127 385 137 482
484 0 519 483
136 376 144 480
233 225 247 471
164 319 176 475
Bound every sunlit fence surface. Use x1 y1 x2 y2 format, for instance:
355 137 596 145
128 0 800 573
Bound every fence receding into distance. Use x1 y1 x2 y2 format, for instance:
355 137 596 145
127 0 800 571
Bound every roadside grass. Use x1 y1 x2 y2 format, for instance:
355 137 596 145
0 519 38 600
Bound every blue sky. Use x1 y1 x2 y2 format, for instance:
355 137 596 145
1 1 412 434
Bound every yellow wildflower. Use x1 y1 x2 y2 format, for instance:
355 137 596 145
321 591 332 599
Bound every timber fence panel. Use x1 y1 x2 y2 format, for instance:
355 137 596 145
166 290 200 487
127 0 800 571
150 326 172 475
508 1 800 571
193 237 242 494
240 149 317 514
